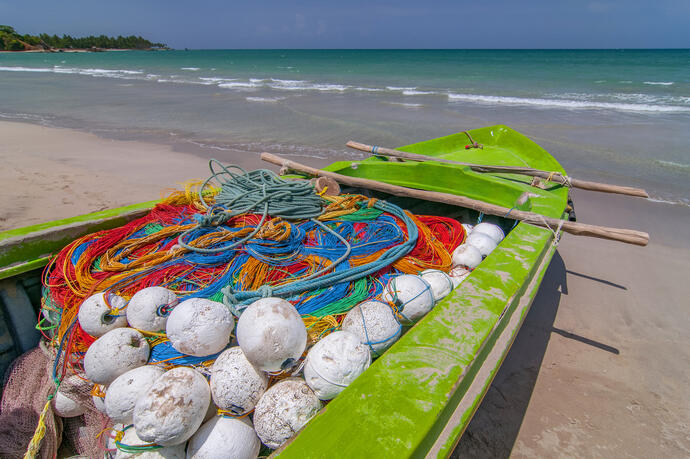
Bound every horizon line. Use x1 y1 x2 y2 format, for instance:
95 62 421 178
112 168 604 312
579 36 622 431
166 47 690 51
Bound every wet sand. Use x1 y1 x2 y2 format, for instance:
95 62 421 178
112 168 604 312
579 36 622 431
1 120 688 457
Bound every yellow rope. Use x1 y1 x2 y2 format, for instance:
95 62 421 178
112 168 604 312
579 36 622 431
23 399 52 459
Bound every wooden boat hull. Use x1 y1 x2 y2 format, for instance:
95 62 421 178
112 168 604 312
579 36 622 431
0 125 568 457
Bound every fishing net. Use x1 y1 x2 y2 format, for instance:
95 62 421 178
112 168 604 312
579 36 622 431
9 162 470 456
0 345 61 459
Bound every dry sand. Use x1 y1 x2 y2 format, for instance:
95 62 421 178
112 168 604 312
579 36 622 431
454 192 690 458
1 120 688 457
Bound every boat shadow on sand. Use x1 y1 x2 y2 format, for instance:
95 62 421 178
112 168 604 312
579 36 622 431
451 250 620 458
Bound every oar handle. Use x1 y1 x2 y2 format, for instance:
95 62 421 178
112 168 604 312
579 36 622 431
346 141 649 198
261 152 649 247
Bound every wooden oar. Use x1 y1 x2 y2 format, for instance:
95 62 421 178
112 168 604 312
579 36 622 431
346 141 649 198
261 152 649 246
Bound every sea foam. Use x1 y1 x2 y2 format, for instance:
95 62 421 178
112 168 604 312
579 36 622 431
447 92 690 113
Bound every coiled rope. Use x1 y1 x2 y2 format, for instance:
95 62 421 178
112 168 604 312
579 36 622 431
178 160 324 253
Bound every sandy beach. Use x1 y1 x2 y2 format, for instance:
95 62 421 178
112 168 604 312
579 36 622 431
1 120 688 456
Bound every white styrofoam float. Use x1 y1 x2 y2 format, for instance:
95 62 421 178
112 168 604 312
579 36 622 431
187 416 261 459
52 389 86 418
105 365 165 424
210 346 268 415
133 367 210 446
304 331 371 400
419 269 454 302
381 274 435 322
83 327 150 385
236 297 307 372
77 292 127 337
253 378 322 449
472 222 505 243
451 244 482 269
166 298 234 357
341 300 401 356
126 286 178 332
466 231 498 258
92 385 107 414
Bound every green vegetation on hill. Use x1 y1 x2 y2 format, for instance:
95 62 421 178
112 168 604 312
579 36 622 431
0 25 167 51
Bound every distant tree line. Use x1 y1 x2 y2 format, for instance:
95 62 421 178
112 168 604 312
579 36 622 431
0 25 167 51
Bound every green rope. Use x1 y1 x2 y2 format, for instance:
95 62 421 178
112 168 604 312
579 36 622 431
115 425 162 453
203 159 323 220
177 160 325 253
338 207 383 221
143 223 164 235
307 277 370 317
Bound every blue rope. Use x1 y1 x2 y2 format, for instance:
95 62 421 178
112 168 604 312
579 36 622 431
222 200 418 315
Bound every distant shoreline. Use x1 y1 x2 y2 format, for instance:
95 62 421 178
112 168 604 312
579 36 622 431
0 48 168 53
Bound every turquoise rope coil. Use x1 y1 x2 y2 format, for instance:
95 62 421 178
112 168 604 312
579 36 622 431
177 160 325 253
174 159 419 315
222 200 418 315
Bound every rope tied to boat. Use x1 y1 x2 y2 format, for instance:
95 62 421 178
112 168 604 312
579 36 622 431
463 131 484 150
544 171 573 188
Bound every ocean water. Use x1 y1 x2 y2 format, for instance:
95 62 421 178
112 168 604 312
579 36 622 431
1 49 689 205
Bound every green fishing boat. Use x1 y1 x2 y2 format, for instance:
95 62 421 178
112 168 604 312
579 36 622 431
0 125 643 457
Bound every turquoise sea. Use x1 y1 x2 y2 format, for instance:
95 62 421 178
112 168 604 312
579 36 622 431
1 49 689 205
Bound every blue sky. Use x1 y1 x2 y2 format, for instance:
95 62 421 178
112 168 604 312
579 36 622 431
1 0 688 49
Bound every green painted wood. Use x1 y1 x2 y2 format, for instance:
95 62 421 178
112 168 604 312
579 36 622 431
275 224 556 458
0 200 157 281
274 126 568 457
325 125 569 220
0 200 157 242
430 232 558 457
0 257 52 281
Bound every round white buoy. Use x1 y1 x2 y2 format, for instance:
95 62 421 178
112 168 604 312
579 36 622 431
84 328 150 385
187 416 261 459
92 385 107 414
461 223 475 235
304 331 371 400
126 286 178 333
451 244 482 269
134 367 210 446
448 266 471 288
381 274 435 322
52 390 86 418
420 269 454 302
466 232 498 258
253 378 322 449
78 292 127 337
93 395 107 413
114 427 186 459
166 298 234 357
105 365 166 424
341 300 401 356
210 347 268 415
236 297 307 372
472 222 505 243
